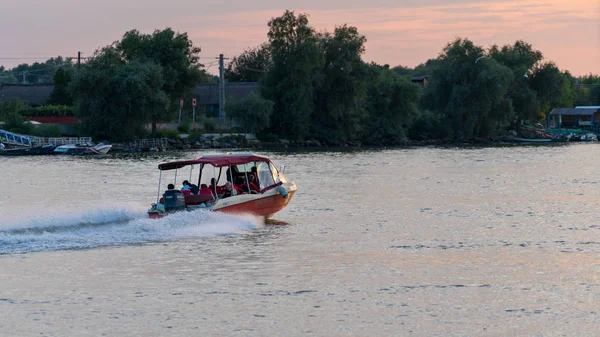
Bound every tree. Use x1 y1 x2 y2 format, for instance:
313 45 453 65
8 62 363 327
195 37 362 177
48 67 74 105
488 41 546 128
573 74 600 106
261 10 324 140
421 38 513 139
0 99 33 134
529 62 575 115
8 56 73 84
311 24 368 144
69 47 168 141
226 92 274 134
116 28 209 134
362 63 420 144
0 73 18 84
226 43 271 82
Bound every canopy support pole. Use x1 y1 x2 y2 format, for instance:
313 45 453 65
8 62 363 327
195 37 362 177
156 170 162 204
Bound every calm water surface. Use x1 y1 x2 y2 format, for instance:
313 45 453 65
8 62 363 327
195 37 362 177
1 145 600 336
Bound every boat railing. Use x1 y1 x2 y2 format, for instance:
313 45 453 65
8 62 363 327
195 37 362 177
32 137 93 146
131 138 169 149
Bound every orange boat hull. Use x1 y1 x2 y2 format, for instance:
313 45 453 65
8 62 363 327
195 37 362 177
216 191 295 218
148 191 295 219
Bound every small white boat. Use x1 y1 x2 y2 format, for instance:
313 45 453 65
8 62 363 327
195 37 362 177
54 142 112 155
580 133 598 142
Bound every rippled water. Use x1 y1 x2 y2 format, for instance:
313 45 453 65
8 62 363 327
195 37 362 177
1 144 600 336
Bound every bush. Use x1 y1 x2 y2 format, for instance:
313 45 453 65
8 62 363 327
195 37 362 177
187 131 204 141
31 124 63 137
408 110 452 140
204 118 216 132
20 105 74 117
156 129 180 139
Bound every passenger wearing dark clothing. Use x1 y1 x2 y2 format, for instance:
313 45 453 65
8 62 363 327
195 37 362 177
182 180 199 195
220 181 238 198
209 178 224 195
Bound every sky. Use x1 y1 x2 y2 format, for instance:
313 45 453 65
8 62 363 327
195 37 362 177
1 0 599 76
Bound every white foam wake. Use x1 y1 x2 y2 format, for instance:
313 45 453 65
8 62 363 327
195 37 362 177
0 205 264 254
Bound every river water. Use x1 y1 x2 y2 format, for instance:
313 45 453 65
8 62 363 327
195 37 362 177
1 144 600 336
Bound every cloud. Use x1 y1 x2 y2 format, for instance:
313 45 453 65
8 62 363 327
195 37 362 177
185 0 599 74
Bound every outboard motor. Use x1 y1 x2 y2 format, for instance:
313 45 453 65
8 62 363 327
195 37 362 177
163 190 186 212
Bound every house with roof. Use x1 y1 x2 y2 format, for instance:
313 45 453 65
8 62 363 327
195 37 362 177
0 83 54 106
411 76 429 88
192 82 259 118
548 106 600 131
0 82 259 118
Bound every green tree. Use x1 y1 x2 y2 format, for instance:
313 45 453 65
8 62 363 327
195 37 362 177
311 24 368 144
0 99 34 134
421 38 513 139
116 28 209 134
362 63 420 144
576 74 600 106
226 92 274 134
489 41 546 128
0 73 18 84
70 47 168 141
48 67 74 105
9 56 73 84
261 10 324 140
226 43 271 82
529 62 575 115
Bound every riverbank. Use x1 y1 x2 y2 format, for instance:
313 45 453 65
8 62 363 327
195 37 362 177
110 134 556 153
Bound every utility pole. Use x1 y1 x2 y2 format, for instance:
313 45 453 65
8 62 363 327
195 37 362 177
77 51 81 72
217 54 229 120
22 71 27 84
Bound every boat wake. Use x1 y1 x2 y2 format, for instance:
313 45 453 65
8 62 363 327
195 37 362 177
0 206 263 255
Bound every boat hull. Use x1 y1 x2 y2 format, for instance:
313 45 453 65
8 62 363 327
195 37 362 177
214 191 295 218
148 186 296 219
0 145 56 156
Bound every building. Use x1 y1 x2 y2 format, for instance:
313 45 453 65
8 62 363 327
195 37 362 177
548 106 600 131
0 82 260 118
0 83 54 106
411 76 429 88
192 82 259 118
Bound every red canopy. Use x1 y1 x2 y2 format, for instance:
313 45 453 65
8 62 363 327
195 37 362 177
158 153 271 170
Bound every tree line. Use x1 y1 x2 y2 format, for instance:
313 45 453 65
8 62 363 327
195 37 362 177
1 10 600 144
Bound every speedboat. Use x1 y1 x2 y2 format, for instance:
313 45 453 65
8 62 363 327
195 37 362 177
54 142 112 155
147 153 297 219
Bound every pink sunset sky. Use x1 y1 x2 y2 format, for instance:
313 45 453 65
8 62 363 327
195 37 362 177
1 0 599 76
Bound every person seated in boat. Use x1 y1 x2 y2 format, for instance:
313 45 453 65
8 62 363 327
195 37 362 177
251 166 260 186
209 178 224 195
181 181 192 196
234 177 246 194
220 181 238 198
182 180 199 195
240 173 260 194
198 184 215 198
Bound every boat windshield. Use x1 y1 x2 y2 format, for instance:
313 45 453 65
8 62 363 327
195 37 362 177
196 161 277 191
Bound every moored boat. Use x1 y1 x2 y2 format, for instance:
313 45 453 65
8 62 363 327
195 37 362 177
147 153 297 219
54 142 112 155
0 144 57 156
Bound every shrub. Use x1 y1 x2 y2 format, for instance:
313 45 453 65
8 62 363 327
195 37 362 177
31 124 63 137
20 105 74 117
204 118 216 132
156 129 180 139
